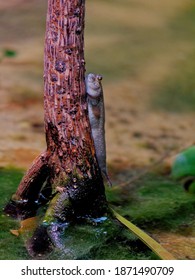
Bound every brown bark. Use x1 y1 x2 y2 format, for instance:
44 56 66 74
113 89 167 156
4 0 107 222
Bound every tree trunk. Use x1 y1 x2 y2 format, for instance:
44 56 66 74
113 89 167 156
4 0 107 223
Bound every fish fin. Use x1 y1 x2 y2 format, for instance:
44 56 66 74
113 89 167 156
102 171 112 187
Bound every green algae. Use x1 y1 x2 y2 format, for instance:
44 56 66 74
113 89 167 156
1 167 195 259
42 216 155 260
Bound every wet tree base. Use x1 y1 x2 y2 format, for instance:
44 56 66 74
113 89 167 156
27 224 53 258
25 213 155 260
3 173 109 258
3 199 38 220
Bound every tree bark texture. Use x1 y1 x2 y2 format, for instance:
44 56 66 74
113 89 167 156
4 0 107 221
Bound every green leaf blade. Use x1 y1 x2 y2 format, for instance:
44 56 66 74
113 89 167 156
110 207 176 260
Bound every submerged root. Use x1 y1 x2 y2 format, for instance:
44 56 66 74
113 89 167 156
27 224 53 259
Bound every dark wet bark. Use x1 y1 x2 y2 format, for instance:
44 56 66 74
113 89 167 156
4 0 107 223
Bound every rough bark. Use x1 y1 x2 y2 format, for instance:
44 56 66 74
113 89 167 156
4 0 107 222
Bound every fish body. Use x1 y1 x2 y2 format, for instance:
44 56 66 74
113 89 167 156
85 73 111 186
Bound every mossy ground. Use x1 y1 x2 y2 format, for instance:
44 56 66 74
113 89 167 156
1 167 195 260
0 168 30 259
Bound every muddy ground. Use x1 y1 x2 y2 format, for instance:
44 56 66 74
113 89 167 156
1 0 195 170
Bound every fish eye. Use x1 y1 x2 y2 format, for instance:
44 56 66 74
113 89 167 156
97 75 103 81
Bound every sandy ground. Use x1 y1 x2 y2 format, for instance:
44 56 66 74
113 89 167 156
1 0 194 171
0 0 25 10
1 0 194 170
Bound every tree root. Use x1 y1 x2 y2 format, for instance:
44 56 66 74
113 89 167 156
4 151 52 219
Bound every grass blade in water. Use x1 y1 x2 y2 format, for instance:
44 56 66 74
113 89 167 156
110 208 176 260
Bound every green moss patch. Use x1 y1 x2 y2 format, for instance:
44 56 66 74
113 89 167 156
1 167 195 259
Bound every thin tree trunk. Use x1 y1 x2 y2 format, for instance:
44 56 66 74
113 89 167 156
4 0 107 223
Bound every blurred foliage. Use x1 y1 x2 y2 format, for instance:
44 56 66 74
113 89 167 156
152 1 195 112
85 9 167 81
171 146 195 194
152 51 195 112
3 49 17 58
172 146 195 180
169 1 195 39
0 48 17 62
